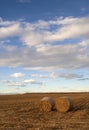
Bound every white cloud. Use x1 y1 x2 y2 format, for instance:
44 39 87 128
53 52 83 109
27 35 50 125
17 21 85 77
23 79 43 85
79 40 89 46
31 74 49 78
24 66 56 71
21 31 44 46
2 78 43 87
10 72 24 78
0 16 89 71
0 17 20 26
0 16 89 45
0 39 89 70
0 23 21 39
3 80 26 87
24 79 35 83
50 72 83 79
31 72 83 79
20 16 89 46
41 17 89 43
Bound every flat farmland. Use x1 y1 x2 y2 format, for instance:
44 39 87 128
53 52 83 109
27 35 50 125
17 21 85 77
0 93 89 130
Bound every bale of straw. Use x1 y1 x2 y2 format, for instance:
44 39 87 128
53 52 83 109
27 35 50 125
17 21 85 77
39 97 55 112
55 96 73 112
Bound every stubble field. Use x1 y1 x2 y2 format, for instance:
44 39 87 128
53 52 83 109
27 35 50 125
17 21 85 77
0 93 89 130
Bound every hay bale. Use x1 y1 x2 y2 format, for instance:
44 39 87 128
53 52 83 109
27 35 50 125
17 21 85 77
39 97 55 112
55 96 73 112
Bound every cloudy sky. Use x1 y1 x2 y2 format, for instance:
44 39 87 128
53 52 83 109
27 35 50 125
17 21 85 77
0 0 89 94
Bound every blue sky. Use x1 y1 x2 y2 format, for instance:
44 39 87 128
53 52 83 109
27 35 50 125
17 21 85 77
0 0 89 94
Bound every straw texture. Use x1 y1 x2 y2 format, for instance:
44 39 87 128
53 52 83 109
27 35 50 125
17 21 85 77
55 96 73 112
39 97 55 112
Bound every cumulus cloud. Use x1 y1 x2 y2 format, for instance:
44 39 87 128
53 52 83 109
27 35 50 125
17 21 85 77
79 40 89 46
0 16 89 71
0 40 89 70
20 16 89 46
0 23 21 39
1 16 89 45
10 72 24 78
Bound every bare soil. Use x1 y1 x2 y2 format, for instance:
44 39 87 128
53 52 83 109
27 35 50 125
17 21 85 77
0 93 89 130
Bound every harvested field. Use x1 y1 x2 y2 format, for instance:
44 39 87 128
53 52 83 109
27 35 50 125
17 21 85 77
0 93 89 130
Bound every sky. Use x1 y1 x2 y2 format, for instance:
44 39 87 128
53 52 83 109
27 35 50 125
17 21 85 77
0 0 89 94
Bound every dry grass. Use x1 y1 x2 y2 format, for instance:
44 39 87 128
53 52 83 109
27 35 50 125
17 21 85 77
0 93 89 130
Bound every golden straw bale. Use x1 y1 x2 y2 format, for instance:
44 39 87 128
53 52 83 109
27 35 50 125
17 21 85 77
39 97 55 112
55 96 74 112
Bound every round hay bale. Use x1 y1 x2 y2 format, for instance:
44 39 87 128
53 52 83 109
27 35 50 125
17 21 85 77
39 97 55 112
55 96 73 113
